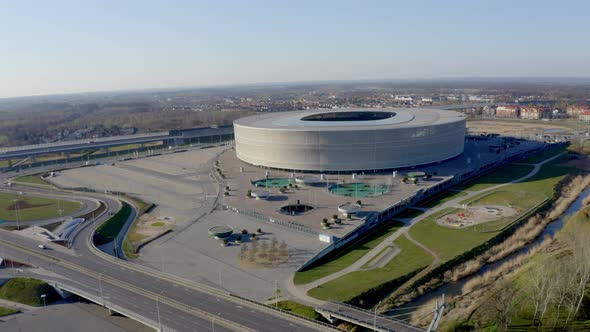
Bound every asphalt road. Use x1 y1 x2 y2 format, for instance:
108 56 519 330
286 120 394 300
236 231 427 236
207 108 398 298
0 170 333 331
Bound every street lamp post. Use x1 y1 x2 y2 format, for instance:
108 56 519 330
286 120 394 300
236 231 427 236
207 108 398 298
374 300 382 332
40 294 47 307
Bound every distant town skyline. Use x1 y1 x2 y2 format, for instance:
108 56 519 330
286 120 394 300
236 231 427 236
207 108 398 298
2 0 590 98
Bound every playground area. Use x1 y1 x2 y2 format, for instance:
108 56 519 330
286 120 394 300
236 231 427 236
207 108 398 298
437 204 519 228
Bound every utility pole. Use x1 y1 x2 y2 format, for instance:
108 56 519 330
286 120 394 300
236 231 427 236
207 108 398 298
426 294 446 332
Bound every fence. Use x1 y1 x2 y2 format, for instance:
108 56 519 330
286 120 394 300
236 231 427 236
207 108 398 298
223 205 320 237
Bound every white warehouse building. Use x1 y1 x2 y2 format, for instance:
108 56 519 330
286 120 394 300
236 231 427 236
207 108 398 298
233 108 466 172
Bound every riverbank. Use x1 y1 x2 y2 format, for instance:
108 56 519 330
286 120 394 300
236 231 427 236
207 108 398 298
406 177 590 330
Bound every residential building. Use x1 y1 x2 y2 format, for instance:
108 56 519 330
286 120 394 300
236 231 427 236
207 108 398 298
520 106 551 120
580 111 590 122
495 105 519 118
566 105 590 119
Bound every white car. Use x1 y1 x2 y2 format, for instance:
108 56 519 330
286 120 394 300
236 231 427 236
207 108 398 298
38 244 47 250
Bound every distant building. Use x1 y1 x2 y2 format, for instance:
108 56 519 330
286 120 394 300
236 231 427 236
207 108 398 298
520 106 551 120
552 109 568 119
482 105 495 117
579 111 590 122
566 105 590 119
495 105 519 118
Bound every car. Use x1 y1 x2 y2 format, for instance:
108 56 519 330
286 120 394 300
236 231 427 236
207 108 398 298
38 244 47 249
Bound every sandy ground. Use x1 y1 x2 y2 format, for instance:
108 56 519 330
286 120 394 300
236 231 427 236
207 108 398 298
437 204 518 228
138 210 327 302
467 120 573 137
49 146 225 226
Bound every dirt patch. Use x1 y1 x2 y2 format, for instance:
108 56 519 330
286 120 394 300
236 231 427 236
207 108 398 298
128 214 175 249
239 237 290 268
7 200 52 211
437 205 518 228
467 120 570 136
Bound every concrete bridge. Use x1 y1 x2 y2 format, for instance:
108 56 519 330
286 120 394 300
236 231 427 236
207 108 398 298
316 301 426 332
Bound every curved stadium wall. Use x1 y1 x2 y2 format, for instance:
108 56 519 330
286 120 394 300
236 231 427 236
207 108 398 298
234 108 466 172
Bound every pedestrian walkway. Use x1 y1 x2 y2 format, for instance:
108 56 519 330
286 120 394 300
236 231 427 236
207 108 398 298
288 152 565 305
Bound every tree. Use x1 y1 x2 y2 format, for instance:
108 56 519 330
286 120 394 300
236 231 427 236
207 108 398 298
480 281 519 331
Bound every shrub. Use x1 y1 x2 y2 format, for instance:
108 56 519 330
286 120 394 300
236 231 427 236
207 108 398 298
356 200 362 206
322 218 328 223
256 228 262 234
246 190 252 197
241 229 248 234
332 214 338 220
236 235 242 242
251 233 257 240
221 239 228 246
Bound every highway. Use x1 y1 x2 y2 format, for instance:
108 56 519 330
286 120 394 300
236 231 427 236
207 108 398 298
0 172 336 331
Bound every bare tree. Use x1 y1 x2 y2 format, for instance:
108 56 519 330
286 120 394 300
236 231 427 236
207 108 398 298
481 280 519 331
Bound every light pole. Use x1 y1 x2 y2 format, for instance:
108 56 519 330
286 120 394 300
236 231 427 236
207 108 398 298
212 312 221 332
40 294 47 307
374 300 382 332
13 199 20 230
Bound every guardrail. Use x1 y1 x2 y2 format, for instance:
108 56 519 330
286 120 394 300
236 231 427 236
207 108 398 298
50 281 167 332
86 208 335 331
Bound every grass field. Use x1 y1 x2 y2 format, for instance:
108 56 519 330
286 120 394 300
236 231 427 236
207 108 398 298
458 164 534 192
13 174 51 186
419 191 468 208
94 202 132 245
0 192 81 221
274 300 324 320
307 234 433 301
0 306 19 316
409 208 499 261
463 190 546 210
0 278 60 306
393 208 425 219
519 145 566 164
410 158 570 262
293 221 404 285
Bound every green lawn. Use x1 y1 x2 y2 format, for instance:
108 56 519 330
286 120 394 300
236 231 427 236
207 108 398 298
410 159 570 262
307 234 433 301
151 221 165 227
458 164 534 192
293 221 404 285
409 208 499 261
419 191 468 208
463 190 546 210
274 300 323 320
0 192 81 221
94 202 132 245
0 306 19 316
0 278 60 306
394 208 425 219
13 174 51 186
519 145 566 164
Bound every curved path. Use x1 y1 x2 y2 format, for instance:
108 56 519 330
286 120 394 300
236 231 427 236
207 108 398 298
288 151 565 305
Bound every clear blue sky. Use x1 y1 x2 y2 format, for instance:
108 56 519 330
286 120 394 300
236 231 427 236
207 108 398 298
1 0 589 98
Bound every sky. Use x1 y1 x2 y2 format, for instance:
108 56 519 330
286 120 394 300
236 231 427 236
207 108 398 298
1 0 589 98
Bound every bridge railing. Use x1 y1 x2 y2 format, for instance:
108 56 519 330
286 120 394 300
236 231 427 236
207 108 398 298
50 280 166 332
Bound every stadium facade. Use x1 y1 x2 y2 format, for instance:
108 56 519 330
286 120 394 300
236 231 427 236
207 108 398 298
234 108 466 172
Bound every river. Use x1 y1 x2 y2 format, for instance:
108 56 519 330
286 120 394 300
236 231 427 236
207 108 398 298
395 186 590 310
